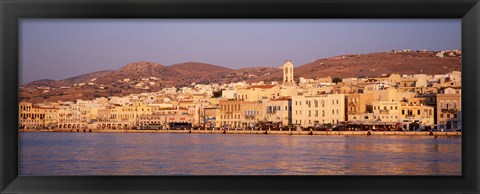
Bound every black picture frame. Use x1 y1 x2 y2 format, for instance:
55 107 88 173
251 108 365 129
1 0 479 193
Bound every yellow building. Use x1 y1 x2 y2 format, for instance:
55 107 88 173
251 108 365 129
346 93 373 117
437 93 461 131
204 107 220 128
292 94 346 127
240 101 265 128
236 85 281 102
19 102 45 129
372 101 400 122
219 99 243 128
399 101 435 130
263 97 292 127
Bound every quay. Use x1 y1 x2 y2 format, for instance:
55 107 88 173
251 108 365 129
19 128 462 136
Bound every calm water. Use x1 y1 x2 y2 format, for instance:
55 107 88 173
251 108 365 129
19 132 461 175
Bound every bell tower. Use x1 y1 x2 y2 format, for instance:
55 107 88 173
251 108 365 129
283 59 294 84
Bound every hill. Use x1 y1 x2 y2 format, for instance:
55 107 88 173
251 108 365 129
20 50 461 103
295 51 461 79
169 62 233 75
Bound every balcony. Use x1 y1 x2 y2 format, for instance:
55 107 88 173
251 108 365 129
379 110 389 114
441 108 458 113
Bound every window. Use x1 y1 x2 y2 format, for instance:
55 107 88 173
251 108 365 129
402 110 405 115
417 110 420 115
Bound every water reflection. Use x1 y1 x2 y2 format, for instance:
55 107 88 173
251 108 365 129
19 132 461 175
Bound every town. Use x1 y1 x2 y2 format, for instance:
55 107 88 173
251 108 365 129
19 56 461 133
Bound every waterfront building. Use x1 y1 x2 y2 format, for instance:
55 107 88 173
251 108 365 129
291 94 346 128
204 106 220 128
372 101 400 122
399 100 435 130
436 92 461 131
348 112 376 123
346 93 374 118
138 114 164 129
240 101 265 128
263 97 292 127
19 102 49 129
219 99 243 128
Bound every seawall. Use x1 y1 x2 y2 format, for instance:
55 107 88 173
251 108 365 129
19 128 461 136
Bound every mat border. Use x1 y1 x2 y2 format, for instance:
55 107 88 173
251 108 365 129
1 0 479 193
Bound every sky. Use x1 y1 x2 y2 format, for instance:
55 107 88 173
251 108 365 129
20 19 461 84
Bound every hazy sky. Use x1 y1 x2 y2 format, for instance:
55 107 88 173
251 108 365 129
20 19 461 84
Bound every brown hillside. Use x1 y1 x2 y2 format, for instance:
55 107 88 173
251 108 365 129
64 70 114 84
168 62 233 75
22 79 61 88
107 61 179 80
295 52 461 79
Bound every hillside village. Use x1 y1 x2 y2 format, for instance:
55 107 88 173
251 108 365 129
19 50 462 132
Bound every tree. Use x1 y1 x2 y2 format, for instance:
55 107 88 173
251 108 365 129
332 77 342 84
212 90 223 98
325 123 333 129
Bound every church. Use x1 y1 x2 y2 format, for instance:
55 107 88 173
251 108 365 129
280 59 298 97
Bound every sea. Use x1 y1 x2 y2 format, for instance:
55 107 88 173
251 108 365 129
19 132 461 175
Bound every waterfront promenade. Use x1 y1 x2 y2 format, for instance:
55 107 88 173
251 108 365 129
19 128 461 136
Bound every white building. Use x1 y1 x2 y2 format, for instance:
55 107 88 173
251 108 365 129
372 101 401 122
291 94 346 127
